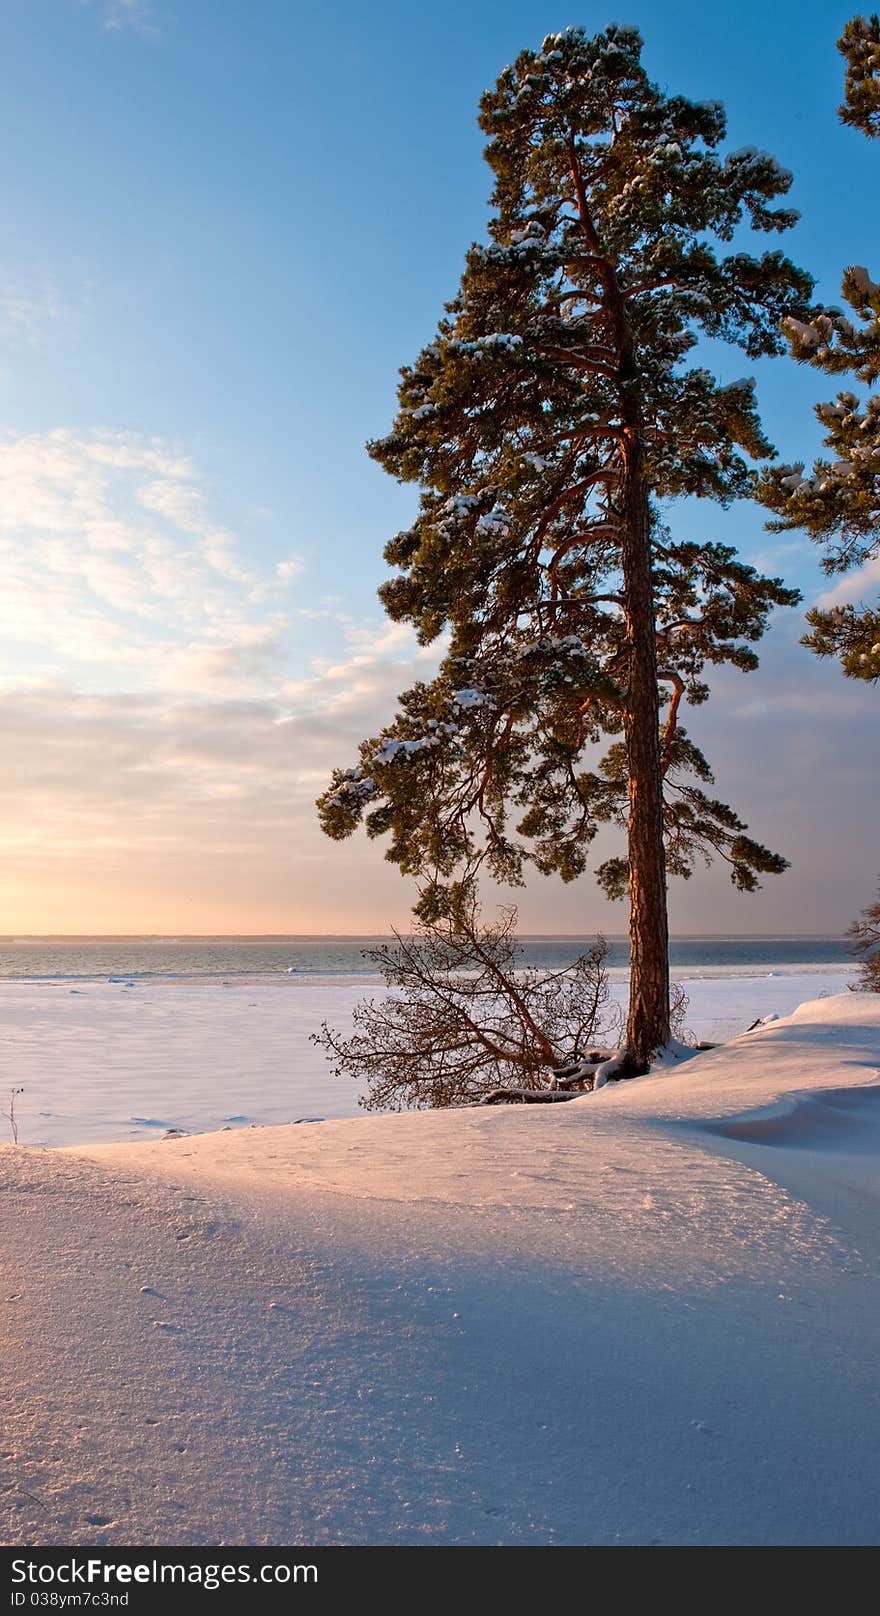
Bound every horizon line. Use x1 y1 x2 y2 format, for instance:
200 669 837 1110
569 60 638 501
0 932 850 943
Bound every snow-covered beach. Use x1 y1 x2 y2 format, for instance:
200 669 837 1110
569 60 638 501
0 964 855 1149
1 988 878 1546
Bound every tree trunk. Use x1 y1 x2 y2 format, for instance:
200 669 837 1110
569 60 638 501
613 275 670 1067
565 146 671 1070
620 432 671 1069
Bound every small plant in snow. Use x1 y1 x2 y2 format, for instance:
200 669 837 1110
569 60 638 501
669 982 693 1043
312 900 624 1108
2 1087 23 1145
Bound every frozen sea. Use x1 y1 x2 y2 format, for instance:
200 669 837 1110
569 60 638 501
0 933 853 980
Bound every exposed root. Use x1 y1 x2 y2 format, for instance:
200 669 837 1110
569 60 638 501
475 1087 586 1105
470 1036 710 1105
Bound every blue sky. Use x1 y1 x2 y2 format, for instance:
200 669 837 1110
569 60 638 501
0 0 876 933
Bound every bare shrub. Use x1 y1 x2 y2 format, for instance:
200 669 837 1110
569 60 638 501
312 903 622 1108
849 884 880 992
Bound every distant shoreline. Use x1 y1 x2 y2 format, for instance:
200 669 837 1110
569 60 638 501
0 932 850 943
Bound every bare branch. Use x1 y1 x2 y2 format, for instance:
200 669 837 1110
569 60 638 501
311 903 618 1109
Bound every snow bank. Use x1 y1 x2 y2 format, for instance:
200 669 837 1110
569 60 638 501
74 993 880 1214
0 993 877 1547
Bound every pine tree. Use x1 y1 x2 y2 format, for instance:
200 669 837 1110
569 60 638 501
318 25 812 1069
758 16 880 681
839 12 880 135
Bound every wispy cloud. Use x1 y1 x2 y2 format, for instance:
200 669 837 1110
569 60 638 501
0 428 312 696
0 425 437 711
0 275 66 354
0 422 438 846
83 1 161 39
0 419 446 923
815 553 880 610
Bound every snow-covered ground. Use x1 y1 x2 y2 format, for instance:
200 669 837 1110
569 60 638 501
0 991 878 1546
0 965 854 1148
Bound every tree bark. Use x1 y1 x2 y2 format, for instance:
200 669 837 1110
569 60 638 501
619 428 671 1068
611 296 671 1069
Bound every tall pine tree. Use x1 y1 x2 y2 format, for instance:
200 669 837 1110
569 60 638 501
758 15 880 681
319 26 812 1068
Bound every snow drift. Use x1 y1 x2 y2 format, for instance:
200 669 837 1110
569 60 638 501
0 992 877 1547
